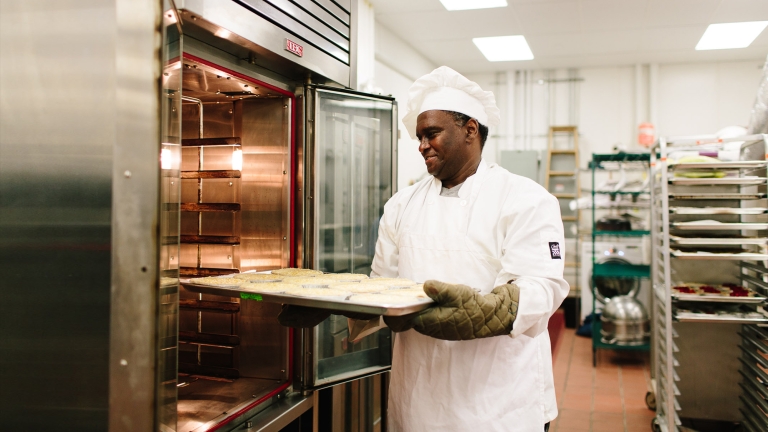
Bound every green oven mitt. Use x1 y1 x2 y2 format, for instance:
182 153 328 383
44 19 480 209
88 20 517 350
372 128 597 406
277 304 378 328
383 280 520 341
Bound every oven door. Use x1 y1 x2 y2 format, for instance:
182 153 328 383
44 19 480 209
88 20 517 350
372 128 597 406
301 85 397 388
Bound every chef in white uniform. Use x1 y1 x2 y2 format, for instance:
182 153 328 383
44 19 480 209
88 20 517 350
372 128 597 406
373 66 569 432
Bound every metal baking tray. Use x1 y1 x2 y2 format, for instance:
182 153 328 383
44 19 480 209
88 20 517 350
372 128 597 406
670 177 767 185
181 282 434 316
672 293 767 304
674 314 768 324
669 161 767 170
669 207 768 215
669 235 767 245
669 192 767 200
671 221 768 230
671 250 768 260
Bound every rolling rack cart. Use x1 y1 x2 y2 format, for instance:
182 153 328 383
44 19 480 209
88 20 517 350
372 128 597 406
590 153 652 366
650 134 768 432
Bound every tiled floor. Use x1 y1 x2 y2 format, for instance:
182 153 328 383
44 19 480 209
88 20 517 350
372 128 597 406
550 330 656 432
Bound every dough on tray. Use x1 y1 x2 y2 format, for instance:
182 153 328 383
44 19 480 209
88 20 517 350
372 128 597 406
193 277 245 286
234 273 284 282
324 273 369 281
283 287 352 298
347 293 420 305
282 276 341 287
385 288 429 299
240 282 300 293
332 283 385 293
271 268 323 277
361 277 417 287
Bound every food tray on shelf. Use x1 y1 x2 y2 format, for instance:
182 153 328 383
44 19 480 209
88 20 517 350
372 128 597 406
669 161 767 170
669 192 767 200
670 220 768 230
674 303 768 324
669 177 767 185
669 235 767 246
671 249 768 260
675 314 768 324
671 284 766 303
669 207 768 215
181 273 433 316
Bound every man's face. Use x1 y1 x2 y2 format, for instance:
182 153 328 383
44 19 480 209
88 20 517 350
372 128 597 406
415 110 470 180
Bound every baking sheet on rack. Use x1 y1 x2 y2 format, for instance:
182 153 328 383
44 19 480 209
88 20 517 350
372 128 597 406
669 177 767 185
672 293 767 303
669 193 767 200
669 235 767 245
181 282 434 316
669 207 768 215
671 250 768 260
671 221 768 230
674 314 768 324
669 161 767 170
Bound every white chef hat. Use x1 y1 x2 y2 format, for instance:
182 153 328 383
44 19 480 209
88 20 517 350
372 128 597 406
402 66 500 140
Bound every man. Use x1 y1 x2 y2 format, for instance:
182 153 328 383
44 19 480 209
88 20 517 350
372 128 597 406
371 66 569 431
279 66 568 431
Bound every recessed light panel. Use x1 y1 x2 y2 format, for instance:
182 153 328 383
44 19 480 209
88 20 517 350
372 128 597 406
695 21 768 50
440 0 507 11
473 35 534 62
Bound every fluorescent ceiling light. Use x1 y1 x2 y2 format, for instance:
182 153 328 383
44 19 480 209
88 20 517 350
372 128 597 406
473 35 534 62
696 21 768 50
440 0 507 11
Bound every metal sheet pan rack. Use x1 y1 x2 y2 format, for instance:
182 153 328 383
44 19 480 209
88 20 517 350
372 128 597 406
651 134 768 432
590 153 652 367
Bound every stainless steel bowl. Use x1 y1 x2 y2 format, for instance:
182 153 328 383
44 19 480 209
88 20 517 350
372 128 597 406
600 295 650 345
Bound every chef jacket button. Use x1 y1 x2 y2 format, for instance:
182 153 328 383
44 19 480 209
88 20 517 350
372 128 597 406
460 200 467 206
428 200 434 205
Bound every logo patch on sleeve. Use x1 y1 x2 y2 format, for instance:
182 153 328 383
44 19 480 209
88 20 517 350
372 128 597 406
549 242 562 259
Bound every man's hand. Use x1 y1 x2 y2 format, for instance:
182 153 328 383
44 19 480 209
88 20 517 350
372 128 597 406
277 305 378 328
383 280 520 340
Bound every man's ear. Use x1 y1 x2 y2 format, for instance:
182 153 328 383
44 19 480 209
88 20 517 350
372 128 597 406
465 118 479 143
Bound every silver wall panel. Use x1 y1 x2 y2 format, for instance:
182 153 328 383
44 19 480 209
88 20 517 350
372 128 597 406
0 0 164 431
178 0 351 87
0 1 115 430
109 0 164 430
236 0 349 63
313 0 349 23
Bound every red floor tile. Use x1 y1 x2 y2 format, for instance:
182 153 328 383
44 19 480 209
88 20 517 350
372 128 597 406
551 329 655 432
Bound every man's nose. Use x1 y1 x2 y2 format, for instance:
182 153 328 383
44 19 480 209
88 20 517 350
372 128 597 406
418 137 429 153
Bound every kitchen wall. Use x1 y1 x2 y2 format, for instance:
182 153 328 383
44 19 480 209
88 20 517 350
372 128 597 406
465 60 764 170
360 9 764 191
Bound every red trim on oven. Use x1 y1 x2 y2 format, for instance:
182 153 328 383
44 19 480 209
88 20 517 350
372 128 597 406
181 54 298 268
181 54 299 428
206 380 292 431
183 53 294 98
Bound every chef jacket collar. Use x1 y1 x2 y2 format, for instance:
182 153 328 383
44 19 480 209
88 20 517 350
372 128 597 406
430 159 489 200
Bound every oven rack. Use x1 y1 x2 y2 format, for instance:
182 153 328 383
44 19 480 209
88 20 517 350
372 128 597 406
650 134 768 432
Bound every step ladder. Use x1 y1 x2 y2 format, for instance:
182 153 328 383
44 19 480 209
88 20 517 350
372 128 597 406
544 126 580 275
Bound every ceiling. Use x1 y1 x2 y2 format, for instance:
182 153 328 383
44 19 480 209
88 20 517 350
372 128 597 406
368 0 768 73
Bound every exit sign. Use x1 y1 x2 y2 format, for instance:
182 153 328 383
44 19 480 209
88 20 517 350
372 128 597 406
285 39 303 57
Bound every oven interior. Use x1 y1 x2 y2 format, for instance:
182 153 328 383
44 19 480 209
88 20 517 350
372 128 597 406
172 57 293 431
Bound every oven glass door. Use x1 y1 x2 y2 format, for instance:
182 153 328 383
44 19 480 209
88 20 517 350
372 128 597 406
309 87 396 387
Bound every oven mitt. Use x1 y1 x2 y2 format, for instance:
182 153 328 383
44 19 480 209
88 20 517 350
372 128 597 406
383 280 520 341
277 304 378 328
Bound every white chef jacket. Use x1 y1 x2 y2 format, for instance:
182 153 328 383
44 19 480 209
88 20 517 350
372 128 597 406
371 159 569 431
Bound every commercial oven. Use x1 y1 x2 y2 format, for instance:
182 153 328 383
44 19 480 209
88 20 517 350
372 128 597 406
169 2 398 430
1 1 396 431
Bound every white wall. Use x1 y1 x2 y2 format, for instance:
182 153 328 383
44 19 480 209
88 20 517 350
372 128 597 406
371 22 437 190
367 17 763 190
466 60 763 166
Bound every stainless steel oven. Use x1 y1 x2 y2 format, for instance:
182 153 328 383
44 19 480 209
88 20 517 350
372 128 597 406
1 1 396 431
170 1 397 430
